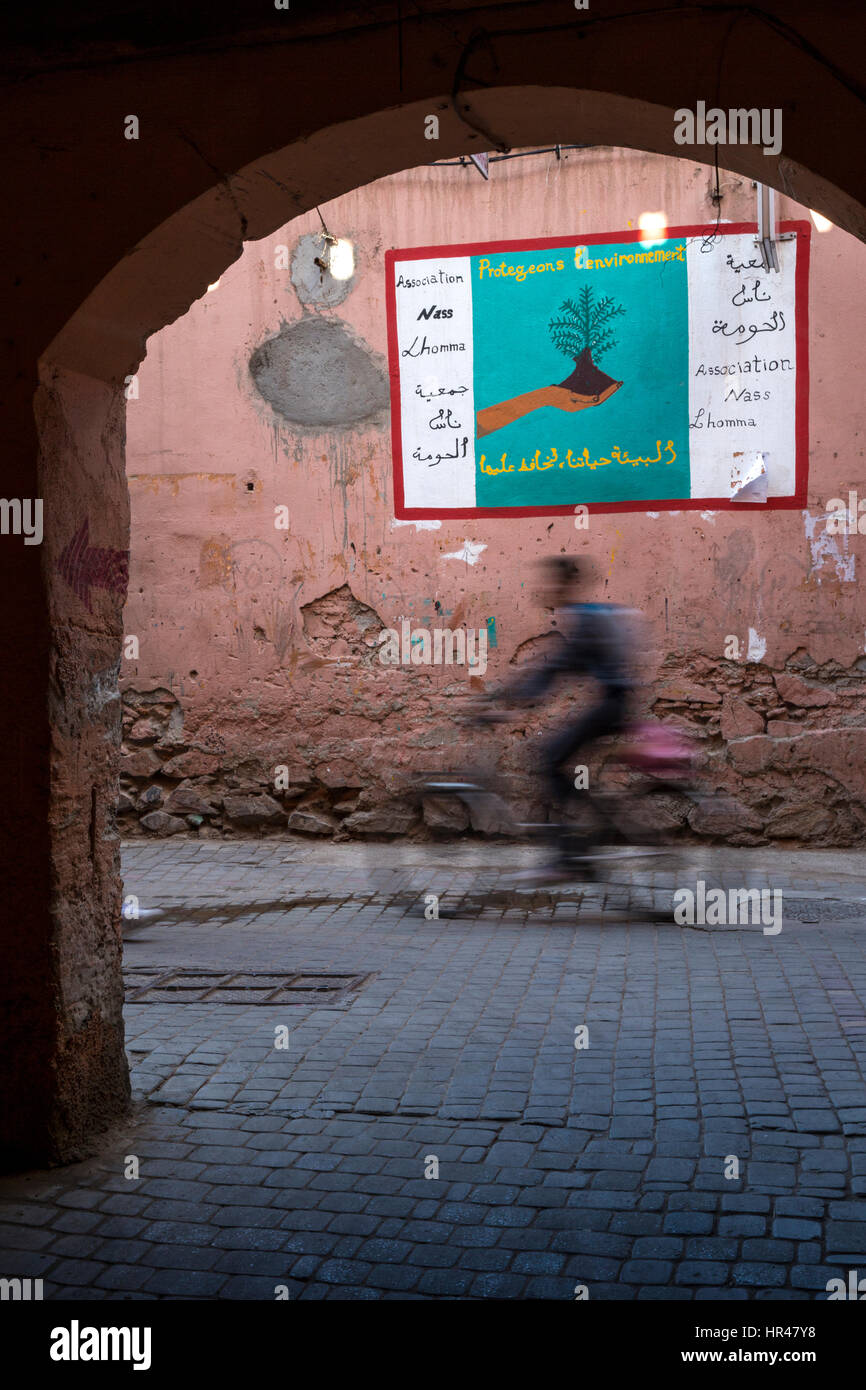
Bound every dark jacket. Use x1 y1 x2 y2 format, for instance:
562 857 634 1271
508 602 635 700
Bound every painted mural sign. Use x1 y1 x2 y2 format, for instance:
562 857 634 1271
385 222 809 518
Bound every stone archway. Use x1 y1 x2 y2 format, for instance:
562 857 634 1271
5 1 866 1165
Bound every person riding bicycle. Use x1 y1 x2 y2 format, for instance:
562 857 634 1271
478 555 639 870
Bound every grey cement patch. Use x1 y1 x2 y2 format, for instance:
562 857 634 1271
291 232 357 307
249 318 389 428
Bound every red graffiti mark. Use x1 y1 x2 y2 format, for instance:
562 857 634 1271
58 519 128 612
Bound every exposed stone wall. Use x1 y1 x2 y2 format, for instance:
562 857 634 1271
650 651 866 846
118 579 866 848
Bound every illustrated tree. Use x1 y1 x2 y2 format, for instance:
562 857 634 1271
548 288 626 395
476 284 625 440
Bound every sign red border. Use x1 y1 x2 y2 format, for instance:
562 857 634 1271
385 221 810 519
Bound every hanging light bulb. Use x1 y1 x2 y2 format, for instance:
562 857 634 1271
327 238 355 281
809 209 833 233
206 279 221 292
313 229 355 282
638 211 667 246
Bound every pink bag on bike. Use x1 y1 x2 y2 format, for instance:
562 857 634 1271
619 721 696 778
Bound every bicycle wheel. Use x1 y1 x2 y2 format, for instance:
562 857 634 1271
359 775 511 919
571 781 693 919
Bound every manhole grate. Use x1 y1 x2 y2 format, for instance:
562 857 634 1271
124 967 372 1005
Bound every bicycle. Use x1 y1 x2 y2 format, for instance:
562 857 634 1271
362 715 727 922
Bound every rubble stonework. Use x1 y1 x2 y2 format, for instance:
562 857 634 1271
117 644 866 848
649 649 866 847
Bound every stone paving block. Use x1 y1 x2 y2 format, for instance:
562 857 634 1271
609 1213 663 1235
449 1225 502 1249
790 1264 840 1290
356 1238 413 1264
138 1178 216 1201
826 1220 866 1251
93 1264 155 1292
213 1227 294 1250
315 1258 373 1284
667 1192 718 1211
511 1251 566 1275
209 1206 284 1229
331 1236 365 1259
405 1243 460 1269
524 1275 580 1298
308 1172 363 1193
202 1184 275 1206
675 1260 729 1286
828 1200 866 1221
718 1214 766 1237
772 1217 822 1241
775 1196 825 1218
621 1260 674 1284
213 1249 296 1277
470 1272 527 1298
663 1212 714 1236
139 1220 216 1246
398 1220 455 1244
215 1275 285 1299
48 1259 110 1286
49 1234 105 1259
0 1203 60 1226
455 1248 509 1272
0 1222 55 1250
314 1193 370 1215
551 1230 631 1257
142 1269 229 1297
685 1237 740 1261
733 1262 787 1287
498 1229 549 1252
720 1193 771 1212
367 1263 422 1292
140 1244 222 1272
328 1214 379 1237
0 1250 58 1278
484 1207 535 1229
632 1237 683 1259
561 1255 622 1281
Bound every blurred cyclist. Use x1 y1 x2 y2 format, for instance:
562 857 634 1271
477 555 638 870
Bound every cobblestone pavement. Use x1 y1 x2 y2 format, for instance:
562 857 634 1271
3 839 866 1300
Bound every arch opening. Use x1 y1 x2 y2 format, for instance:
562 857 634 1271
7 31 866 1164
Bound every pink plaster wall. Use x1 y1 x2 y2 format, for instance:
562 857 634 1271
121 148 866 846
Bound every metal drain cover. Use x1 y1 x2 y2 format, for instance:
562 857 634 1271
124 967 371 1005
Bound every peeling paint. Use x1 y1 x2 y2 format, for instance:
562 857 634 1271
803 508 856 583
747 627 767 662
88 664 122 716
442 540 487 565
128 472 237 498
390 519 442 531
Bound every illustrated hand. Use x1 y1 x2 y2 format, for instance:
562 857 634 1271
535 385 595 413
476 380 622 438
